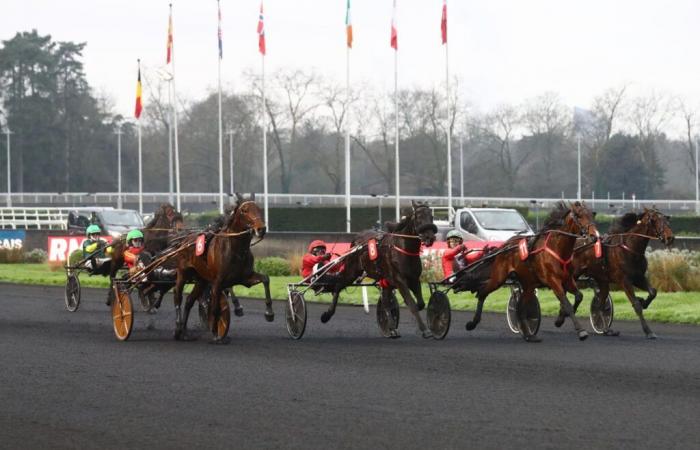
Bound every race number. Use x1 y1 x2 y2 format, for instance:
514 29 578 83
195 234 206 256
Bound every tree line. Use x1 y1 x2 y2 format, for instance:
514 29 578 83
1 30 698 200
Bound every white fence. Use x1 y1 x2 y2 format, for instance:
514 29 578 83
0 207 70 230
0 192 698 213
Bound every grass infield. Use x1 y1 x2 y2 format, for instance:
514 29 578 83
2 263 699 325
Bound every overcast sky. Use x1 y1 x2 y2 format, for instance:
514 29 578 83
3 0 700 123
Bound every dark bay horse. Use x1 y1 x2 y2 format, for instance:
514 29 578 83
107 203 184 304
565 208 674 339
319 200 437 338
172 195 271 343
455 201 599 342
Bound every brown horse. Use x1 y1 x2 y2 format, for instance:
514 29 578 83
107 203 184 304
319 201 437 338
564 208 674 339
172 195 271 343
455 201 599 342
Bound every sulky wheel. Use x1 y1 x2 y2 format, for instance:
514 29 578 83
590 290 614 335
112 287 134 341
212 292 231 339
64 272 81 312
427 291 451 340
285 290 307 340
516 290 541 340
506 285 521 334
376 290 400 338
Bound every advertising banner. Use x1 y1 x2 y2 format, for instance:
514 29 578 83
48 236 113 262
0 230 26 250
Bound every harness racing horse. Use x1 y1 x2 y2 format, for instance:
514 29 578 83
172 195 272 343
456 201 599 342
319 200 437 338
107 203 184 305
564 208 674 339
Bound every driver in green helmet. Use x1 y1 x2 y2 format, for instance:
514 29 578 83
82 224 112 258
82 224 113 273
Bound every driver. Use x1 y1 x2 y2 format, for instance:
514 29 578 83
441 230 468 280
123 229 145 274
302 240 342 290
82 224 113 272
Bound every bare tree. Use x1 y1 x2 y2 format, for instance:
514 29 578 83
678 98 698 177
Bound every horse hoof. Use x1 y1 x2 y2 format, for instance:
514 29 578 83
264 311 274 322
235 307 245 317
174 329 183 341
524 335 542 343
646 332 658 340
465 321 477 331
417 301 426 312
603 329 620 337
421 329 433 339
554 316 565 328
320 311 332 324
210 336 231 345
577 330 589 341
389 329 401 339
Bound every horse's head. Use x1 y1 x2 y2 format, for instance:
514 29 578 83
567 201 599 240
639 208 674 247
150 203 184 231
229 194 266 238
409 200 437 246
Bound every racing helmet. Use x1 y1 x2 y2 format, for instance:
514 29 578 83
446 230 462 241
86 224 101 236
126 229 144 243
307 240 326 253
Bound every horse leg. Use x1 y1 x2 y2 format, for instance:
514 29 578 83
173 271 187 340
320 288 341 324
209 281 230 344
622 277 656 339
552 282 588 341
596 282 619 337
228 288 244 317
555 278 582 328
382 288 400 338
519 288 542 343
395 281 432 339
241 272 273 322
465 294 486 331
408 278 426 313
634 276 657 310
179 282 203 341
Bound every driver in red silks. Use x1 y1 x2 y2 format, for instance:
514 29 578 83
441 230 468 280
302 240 344 290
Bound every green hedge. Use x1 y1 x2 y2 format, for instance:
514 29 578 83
254 256 291 276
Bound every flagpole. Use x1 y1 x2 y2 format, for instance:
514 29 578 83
262 53 269 228
170 3 182 211
345 33 351 233
167 79 174 205
444 1 452 216
138 118 143 214
227 128 234 194
393 2 400 222
217 0 224 214
459 136 464 201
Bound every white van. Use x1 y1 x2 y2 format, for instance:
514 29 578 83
434 207 533 242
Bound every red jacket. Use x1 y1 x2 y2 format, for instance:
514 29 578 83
441 244 464 278
124 246 143 269
302 253 328 278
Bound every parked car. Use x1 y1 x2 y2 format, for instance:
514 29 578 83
434 207 533 242
67 207 144 238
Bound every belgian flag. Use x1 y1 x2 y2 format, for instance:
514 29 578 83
134 60 143 119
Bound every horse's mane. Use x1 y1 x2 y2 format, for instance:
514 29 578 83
541 201 570 232
207 204 237 232
609 212 640 234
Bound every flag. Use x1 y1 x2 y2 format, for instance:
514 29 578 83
390 0 397 50
441 0 447 44
257 1 266 55
217 0 223 59
166 8 173 64
134 62 143 119
345 0 353 48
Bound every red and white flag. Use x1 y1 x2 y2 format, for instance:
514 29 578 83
441 0 447 45
257 1 266 55
390 0 397 50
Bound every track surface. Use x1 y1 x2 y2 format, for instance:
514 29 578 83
1 283 699 449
